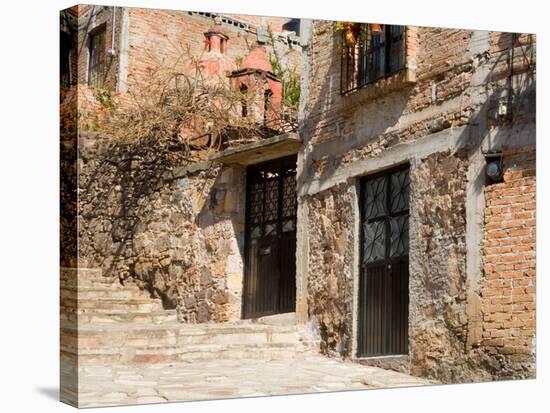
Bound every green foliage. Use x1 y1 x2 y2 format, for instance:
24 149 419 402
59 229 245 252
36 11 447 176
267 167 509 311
267 30 301 111
281 68 300 111
96 89 116 110
334 21 349 31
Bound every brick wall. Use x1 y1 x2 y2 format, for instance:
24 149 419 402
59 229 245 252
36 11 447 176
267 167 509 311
126 8 301 88
300 20 536 381
301 24 535 177
61 6 302 135
74 5 121 89
302 23 473 153
481 145 536 377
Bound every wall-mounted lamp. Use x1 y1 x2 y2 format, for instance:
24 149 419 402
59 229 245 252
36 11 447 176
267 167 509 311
497 99 508 117
485 153 503 184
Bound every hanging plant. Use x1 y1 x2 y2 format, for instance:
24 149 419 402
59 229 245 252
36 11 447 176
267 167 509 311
370 23 384 34
335 22 364 47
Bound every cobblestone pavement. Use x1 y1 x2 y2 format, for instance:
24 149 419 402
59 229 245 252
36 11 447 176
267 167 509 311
76 355 432 407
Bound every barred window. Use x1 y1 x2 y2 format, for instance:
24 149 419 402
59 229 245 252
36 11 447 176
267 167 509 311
60 31 72 88
240 84 248 117
341 24 405 94
88 26 107 88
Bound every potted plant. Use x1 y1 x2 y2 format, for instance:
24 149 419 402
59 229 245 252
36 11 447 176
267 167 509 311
335 21 363 47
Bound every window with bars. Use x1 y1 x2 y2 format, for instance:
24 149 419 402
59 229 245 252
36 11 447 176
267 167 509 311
263 89 273 125
240 84 248 117
60 31 72 88
340 24 406 94
88 26 107 88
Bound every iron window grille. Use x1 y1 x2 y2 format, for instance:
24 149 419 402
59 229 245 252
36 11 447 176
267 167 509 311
340 24 406 94
60 31 72 88
88 25 107 88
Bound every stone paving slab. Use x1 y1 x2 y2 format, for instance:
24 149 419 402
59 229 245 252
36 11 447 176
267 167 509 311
75 355 432 407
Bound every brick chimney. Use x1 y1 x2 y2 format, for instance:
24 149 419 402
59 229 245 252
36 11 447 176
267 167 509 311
204 30 228 54
188 25 235 79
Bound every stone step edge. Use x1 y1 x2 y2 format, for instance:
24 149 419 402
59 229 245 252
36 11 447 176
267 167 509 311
62 297 162 305
61 322 301 334
60 342 319 355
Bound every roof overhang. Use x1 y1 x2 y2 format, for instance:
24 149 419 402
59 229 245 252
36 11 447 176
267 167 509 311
210 132 301 165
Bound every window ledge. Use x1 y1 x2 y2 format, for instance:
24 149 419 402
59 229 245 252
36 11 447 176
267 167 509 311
343 67 416 102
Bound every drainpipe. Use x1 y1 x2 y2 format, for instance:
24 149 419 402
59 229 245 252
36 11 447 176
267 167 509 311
107 6 117 57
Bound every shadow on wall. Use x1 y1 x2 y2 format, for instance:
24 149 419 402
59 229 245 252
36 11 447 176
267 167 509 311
196 163 247 278
298 25 414 196
77 137 193 308
299 29 535 198
77 138 248 319
454 32 536 153
298 24 535 377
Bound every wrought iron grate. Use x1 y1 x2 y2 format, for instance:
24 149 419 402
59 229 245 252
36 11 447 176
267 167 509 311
340 24 406 94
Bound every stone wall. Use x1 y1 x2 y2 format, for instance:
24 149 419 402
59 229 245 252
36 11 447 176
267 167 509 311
299 23 535 185
408 151 471 381
298 19 536 382
306 184 355 356
480 145 536 378
76 132 246 323
60 6 303 324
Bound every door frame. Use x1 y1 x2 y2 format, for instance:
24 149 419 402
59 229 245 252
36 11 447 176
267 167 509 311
355 163 411 358
241 155 298 319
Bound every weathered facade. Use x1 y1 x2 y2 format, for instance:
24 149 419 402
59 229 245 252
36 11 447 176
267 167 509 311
61 5 302 323
296 22 535 381
61 6 536 403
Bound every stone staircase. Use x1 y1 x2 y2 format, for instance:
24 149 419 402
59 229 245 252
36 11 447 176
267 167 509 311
60 268 177 324
60 268 319 366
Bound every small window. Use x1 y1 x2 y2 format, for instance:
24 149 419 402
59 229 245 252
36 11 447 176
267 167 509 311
88 26 107 88
341 24 405 94
263 89 273 125
240 84 248 117
60 31 72 88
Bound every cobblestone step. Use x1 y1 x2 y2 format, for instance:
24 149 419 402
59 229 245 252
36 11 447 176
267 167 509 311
61 268 120 288
61 310 178 324
61 285 147 300
61 278 125 288
61 268 319 367
62 341 316 365
63 325 304 347
63 298 164 312
61 315 318 364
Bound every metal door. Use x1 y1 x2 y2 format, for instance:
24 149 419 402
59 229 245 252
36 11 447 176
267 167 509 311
358 166 410 357
243 156 297 318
